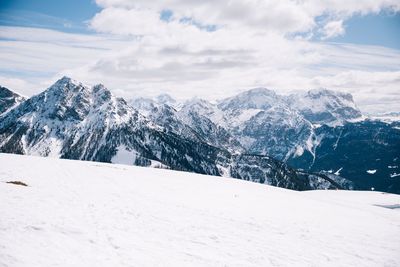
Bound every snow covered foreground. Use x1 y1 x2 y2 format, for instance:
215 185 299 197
1 154 399 267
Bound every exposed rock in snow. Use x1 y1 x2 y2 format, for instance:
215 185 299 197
334 167 343 176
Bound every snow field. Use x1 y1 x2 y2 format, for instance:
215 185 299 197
1 153 399 266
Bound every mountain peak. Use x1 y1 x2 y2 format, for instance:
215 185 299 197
307 88 331 94
0 86 25 116
156 94 176 105
48 76 84 94
287 89 361 124
93 83 106 91
59 75 72 81
307 88 354 101
219 88 281 110
244 87 276 96
55 76 75 86
184 97 211 106
0 85 19 98
181 97 218 115
304 88 356 106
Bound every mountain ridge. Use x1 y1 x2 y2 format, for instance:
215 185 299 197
0 77 352 191
130 86 399 193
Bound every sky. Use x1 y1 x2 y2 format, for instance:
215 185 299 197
0 0 399 113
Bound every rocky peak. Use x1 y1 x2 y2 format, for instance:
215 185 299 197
50 76 82 92
155 94 176 106
286 88 362 125
0 86 25 116
306 88 355 103
184 97 209 107
92 84 113 106
92 83 107 93
0 86 20 99
218 87 281 111
36 77 91 121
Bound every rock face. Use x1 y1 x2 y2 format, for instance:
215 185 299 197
131 96 244 153
287 120 400 194
0 77 349 191
0 86 25 116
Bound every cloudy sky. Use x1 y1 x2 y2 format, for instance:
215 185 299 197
0 0 399 113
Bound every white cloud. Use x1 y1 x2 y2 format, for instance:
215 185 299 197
90 8 166 36
321 20 345 39
0 76 31 97
0 26 130 50
94 0 316 34
93 0 400 35
0 26 133 95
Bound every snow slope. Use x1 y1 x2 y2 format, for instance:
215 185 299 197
1 153 399 267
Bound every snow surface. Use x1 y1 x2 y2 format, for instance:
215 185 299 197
334 167 343 176
111 145 137 165
1 153 400 267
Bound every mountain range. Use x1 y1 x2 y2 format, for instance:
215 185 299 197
131 85 400 193
1 77 399 192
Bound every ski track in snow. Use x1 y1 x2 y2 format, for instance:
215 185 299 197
0 153 400 267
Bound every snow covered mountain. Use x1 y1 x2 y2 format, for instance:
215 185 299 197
155 93 177 106
133 87 399 193
286 88 362 125
218 87 280 111
1 153 399 267
209 87 361 159
0 86 25 116
131 97 243 152
177 88 320 160
0 77 222 174
2 77 398 193
0 77 348 191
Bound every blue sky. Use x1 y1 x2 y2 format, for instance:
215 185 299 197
330 13 400 49
0 0 100 33
1 0 399 48
0 0 399 113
